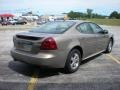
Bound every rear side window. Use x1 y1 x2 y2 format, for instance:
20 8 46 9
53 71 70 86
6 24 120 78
30 21 75 34
76 23 93 34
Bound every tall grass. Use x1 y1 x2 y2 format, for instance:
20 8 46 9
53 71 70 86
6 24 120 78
87 19 120 26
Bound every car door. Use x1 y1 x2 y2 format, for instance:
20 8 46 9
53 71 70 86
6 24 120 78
76 23 98 58
89 23 109 52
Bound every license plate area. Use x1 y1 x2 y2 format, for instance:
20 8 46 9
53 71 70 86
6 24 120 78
16 41 32 51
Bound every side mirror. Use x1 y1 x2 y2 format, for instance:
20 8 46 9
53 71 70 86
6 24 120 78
99 30 108 34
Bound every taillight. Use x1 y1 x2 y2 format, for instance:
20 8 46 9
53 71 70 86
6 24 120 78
40 37 57 50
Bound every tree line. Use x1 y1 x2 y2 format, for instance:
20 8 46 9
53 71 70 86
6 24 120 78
67 9 120 19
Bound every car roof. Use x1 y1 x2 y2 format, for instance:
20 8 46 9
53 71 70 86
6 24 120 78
54 20 92 25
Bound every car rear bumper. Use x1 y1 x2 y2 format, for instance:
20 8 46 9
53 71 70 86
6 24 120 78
11 48 67 68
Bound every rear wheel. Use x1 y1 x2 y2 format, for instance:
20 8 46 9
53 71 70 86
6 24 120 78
64 49 81 73
104 39 113 53
13 58 18 61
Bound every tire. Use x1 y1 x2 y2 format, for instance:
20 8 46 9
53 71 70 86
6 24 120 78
104 39 113 53
13 23 15 25
64 49 81 73
13 58 18 61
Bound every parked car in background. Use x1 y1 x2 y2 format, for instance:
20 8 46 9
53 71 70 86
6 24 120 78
1 20 27 25
15 20 27 25
9 20 18 25
1 21 11 25
11 21 114 73
37 20 47 25
0 20 2 24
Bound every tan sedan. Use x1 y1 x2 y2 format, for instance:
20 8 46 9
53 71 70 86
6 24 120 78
11 21 114 73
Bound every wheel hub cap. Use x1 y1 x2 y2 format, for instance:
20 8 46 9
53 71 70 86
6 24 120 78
70 53 80 70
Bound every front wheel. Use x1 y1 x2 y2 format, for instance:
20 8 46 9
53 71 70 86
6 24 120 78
104 39 113 53
64 49 81 73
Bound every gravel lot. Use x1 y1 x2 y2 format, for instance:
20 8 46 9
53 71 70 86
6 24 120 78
0 25 120 90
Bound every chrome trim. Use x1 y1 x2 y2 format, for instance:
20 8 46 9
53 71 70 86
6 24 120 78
82 50 105 60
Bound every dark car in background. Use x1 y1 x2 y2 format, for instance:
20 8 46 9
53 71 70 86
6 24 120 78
0 20 2 24
15 20 27 25
1 20 27 25
1 21 11 25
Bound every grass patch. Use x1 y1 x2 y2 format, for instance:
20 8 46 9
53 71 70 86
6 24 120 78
87 19 120 26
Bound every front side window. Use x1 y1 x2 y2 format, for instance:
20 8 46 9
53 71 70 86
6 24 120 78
77 23 93 34
89 23 103 34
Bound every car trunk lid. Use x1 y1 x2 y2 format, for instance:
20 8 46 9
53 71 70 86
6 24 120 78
14 32 59 53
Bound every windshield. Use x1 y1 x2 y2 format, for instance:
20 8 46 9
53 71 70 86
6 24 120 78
30 21 75 34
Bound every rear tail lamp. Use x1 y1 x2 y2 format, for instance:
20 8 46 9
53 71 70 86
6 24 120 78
40 37 57 50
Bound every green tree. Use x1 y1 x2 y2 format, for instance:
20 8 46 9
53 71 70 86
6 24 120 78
92 13 105 19
87 9 93 18
68 11 80 19
119 13 120 19
109 11 119 19
27 11 33 14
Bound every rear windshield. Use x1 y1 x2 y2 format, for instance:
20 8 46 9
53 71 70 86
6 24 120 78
30 21 75 34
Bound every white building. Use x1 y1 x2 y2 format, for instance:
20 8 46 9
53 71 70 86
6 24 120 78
40 14 68 21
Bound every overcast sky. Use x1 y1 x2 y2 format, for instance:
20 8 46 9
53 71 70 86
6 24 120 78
0 0 120 15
